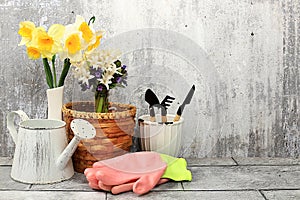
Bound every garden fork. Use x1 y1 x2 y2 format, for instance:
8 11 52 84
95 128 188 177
160 95 175 123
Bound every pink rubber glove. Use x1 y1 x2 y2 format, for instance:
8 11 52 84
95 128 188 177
84 152 167 195
85 173 168 194
85 168 169 194
85 168 101 190
111 178 169 194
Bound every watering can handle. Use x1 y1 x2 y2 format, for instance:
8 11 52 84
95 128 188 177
7 110 30 143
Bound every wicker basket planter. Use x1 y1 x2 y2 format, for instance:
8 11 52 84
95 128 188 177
62 101 136 173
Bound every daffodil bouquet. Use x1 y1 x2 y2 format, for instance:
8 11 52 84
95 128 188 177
18 15 127 113
18 15 102 89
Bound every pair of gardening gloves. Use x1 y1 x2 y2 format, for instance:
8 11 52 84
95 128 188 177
84 152 192 195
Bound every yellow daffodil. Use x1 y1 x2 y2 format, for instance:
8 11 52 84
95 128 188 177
30 24 65 59
18 21 36 46
74 15 96 48
60 15 104 62
17 15 125 99
66 33 81 54
87 30 103 52
79 21 93 43
26 46 41 59
60 23 84 62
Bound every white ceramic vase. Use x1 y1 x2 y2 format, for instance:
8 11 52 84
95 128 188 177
47 86 64 120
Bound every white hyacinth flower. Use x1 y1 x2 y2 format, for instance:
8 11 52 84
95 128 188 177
100 72 113 90
72 62 94 86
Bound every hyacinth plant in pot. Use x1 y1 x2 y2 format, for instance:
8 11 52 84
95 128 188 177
60 16 136 173
72 49 128 113
17 15 102 119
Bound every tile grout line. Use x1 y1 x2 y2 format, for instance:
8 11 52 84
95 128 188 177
233 164 300 167
259 188 300 191
231 157 239 165
258 190 268 200
4 188 300 192
181 188 300 192
181 182 185 191
188 164 238 167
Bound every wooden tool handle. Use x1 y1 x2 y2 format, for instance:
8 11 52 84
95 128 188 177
173 114 181 122
161 115 167 123
150 116 156 122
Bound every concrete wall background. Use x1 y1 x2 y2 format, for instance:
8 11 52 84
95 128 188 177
0 0 299 158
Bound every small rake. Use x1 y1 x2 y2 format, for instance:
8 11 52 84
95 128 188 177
160 95 175 123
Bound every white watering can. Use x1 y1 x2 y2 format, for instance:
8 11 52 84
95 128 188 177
7 110 96 184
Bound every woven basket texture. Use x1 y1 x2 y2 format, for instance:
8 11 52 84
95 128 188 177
62 101 136 173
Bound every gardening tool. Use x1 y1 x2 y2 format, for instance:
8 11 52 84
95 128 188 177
7 111 96 184
173 85 195 122
138 114 184 156
160 95 175 123
145 89 160 122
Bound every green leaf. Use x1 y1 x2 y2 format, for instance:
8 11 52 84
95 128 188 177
42 58 54 88
51 55 57 87
58 58 71 87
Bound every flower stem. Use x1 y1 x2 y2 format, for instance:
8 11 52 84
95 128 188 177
58 58 71 87
42 58 54 88
51 55 57 88
88 16 96 25
95 92 100 111
95 86 109 113
96 95 104 113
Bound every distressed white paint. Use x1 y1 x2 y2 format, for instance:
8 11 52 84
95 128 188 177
56 119 96 170
0 0 299 158
7 111 74 184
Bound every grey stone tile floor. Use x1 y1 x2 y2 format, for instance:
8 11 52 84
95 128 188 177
0 157 299 200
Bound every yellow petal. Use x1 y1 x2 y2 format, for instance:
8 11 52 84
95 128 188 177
31 26 46 42
26 46 41 59
18 21 35 37
41 50 54 60
18 37 31 46
18 21 36 45
65 33 81 54
36 30 54 52
87 31 103 51
79 22 93 43
48 24 65 40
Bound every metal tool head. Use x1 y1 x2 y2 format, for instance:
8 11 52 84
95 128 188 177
161 95 175 108
145 89 161 118
177 85 195 116
160 95 175 115
145 89 160 107
182 85 195 105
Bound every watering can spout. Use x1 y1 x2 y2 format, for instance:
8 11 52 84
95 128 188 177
56 119 96 170
56 136 81 170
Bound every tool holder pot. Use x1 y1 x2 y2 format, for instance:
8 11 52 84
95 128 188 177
138 114 183 157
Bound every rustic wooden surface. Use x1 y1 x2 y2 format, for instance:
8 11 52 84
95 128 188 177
0 0 299 158
0 157 300 200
